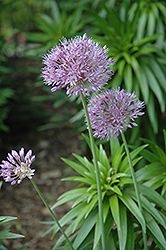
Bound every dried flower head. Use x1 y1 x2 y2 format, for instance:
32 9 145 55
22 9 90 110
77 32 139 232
0 148 35 185
41 33 115 96
87 87 145 140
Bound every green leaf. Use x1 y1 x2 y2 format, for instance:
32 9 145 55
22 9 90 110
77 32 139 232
73 210 97 249
93 200 110 250
98 144 110 171
135 162 164 182
136 33 160 47
127 189 166 228
137 12 148 40
51 0 61 23
144 211 166 249
112 145 125 173
144 65 165 112
119 193 146 232
117 60 126 77
62 176 94 185
118 202 127 250
164 129 166 152
124 64 133 92
144 58 166 92
52 188 87 209
61 157 87 176
0 231 24 240
109 195 120 229
146 92 158 133
0 216 17 225
120 144 148 173
138 185 166 209
147 11 155 36
84 195 98 218
110 136 120 159
125 213 135 250
73 154 95 175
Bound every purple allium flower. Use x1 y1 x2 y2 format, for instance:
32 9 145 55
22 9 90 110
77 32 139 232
41 33 115 96
0 148 35 185
86 87 145 140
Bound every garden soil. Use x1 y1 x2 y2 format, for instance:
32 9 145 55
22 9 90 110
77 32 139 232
0 58 83 250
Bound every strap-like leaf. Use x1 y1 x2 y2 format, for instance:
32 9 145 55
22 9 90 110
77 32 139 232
73 210 97 249
119 193 146 232
144 211 166 249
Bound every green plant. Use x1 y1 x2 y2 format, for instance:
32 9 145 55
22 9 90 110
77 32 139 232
129 0 166 48
0 35 14 132
42 135 166 249
25 0 84 57
89 2 166 137
0 216 25 250
136 129 166 197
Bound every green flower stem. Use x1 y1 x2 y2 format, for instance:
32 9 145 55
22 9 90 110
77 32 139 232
80 92 106 250
30 179 75 250
121 132 148 250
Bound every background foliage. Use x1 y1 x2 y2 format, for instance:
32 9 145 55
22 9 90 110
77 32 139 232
0 0 165 145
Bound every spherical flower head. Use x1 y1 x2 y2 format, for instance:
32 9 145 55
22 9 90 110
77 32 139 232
0 148 35 185
41 33 115 96
86 87 145 140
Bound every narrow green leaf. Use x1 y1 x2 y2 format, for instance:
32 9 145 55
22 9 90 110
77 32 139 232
124 64 133 92
137 12 148 40
117 60 126 76
0 216 17 225
109 195 120 229
146 92 158 133
52 188 88 209
61 157 87 177
119 193 146 232
98 144 110 171
130 56 148 102
62 176 94 185
135 162 164 182
51 0 61 23
0 231 24 240
127 189 166 228
84 195 98 218
161 181 166 196
110 136 120 160
144 211 166 249
147 11 156 36
73 210 97 249
112 145 125 173
136 33 160 47
93 200 110 250
118 202 127 250
125 213 135 250
120 144 148 172
138 185 166 209
164 129 166 152
144 65 165 112
144 59 166 92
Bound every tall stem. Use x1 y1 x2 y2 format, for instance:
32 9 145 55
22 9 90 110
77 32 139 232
80 92 106 250
121 132 148 250
30 179 75 250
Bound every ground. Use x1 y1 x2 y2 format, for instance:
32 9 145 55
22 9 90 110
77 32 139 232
0 125 82 250
0 57 83 250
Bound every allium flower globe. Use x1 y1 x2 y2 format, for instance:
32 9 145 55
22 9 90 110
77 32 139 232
87 88 145 140
41 33 115 96
0 148 35 185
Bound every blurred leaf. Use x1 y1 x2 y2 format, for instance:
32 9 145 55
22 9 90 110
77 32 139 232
144 211 166 249
119 193 146 232
73 210 97 249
